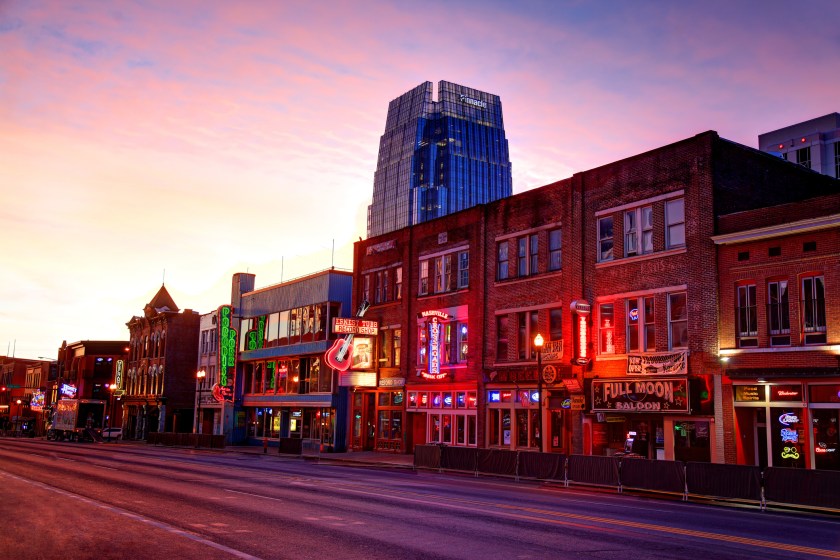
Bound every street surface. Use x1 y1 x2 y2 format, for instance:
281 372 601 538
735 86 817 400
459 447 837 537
0 438 838 560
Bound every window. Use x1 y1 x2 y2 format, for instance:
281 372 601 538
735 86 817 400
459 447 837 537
802 274 826 344
625 206 653 257
517 237 527 276
549 308 562 341
434 257 445 293
443 254 452 293
530 234 539 275
767 280 790 346
834 142 840 179
548 228 562 271
796 146 811 169
497 241 509 280
496 315 509 362
395 267 403 300
363 275 371 303
598 217 614 261
627 297 655 352
736 284 758 348
599 303 615 354
419 260 429 295
668 292 688 349
518 311 539 360
665 198 685 249
374 271 383 304
393 329 401 367
457 251 469 289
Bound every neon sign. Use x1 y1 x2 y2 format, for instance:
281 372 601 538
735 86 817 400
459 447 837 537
571 300 591 366
778 412 800 426
218 305 238 387
780 428 798 443
421 312 448 380
781 446 800 460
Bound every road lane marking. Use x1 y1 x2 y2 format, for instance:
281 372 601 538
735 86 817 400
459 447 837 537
0 470 265 560
292 479 840 559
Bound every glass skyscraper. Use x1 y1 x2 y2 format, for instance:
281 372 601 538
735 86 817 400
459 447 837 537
367 81 512 238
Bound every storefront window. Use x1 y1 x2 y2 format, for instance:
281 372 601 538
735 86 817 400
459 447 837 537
770 408 805 468
673 421 710 462
812 409 839 471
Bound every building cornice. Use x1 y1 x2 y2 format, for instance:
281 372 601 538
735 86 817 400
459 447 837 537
713 214 840 245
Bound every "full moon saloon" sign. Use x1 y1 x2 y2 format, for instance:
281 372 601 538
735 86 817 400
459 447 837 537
591 378 689 413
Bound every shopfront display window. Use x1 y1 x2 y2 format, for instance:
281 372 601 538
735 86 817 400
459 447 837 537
812 409 839 471
771 408 805 468
673 420 710 462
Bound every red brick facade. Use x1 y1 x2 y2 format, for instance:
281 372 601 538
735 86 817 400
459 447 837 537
353 131 840 466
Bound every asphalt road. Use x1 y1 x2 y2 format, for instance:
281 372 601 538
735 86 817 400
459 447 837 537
1 439 838 560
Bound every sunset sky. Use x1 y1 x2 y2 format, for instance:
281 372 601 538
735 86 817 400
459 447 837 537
2 0 838 359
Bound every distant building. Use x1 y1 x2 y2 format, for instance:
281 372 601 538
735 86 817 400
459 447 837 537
367 81 512 238
125 285 200 439
758 113 840 178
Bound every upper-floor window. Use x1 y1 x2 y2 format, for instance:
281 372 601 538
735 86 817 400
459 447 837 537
627 296 656 352
599 303 615 354
363 274 371 303
457 251 469 289
518 310 540 361
517 237 528 276
665 198 685 249
549 307 563 341
419 260 429 295
736 284 758 348
668 292 688 349
834 142 839 179
796 146 811 169
548 228 562 271
496 315 509 362
625 206 653 257
395 267 403 300
802 274 826 344
497 241 509 280
516 235 539 277
767 279 790 346
598 217 614 262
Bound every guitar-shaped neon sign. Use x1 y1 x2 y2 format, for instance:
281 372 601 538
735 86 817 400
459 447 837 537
324 300 370 372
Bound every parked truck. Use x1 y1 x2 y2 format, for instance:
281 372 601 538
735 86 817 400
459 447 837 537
48 399 106 442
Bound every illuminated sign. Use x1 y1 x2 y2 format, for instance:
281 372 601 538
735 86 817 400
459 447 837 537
770 384 803 402
30 392 45 412
420 310 450 319
421 313 447 380
115 360 124 389
778 412 800 426
338 371 376 387
218 305 238 387
591 378 689 413
60 383 77 398
211 383 233 403
781 446 800 460
571 300 591 366
459 94 487 108
332 318 379 335
780 428 798 443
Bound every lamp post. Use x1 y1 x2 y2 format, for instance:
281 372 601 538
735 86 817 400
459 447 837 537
15 399 22 434
105 383 116 442
533 333 544 452
195 370 206 436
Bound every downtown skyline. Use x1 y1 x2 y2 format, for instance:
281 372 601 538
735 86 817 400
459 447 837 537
2 0 839 359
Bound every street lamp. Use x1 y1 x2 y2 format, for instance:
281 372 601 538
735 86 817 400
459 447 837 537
105 383 116 442
533 333 545 452
195 370 206 436
15 399 22 434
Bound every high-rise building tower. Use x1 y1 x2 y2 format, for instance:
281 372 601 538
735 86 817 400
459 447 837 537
758 113 840 179
367 81 512 238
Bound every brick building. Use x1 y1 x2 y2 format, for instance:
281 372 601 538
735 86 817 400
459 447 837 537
354 206 485 452
715 193 840 470
353 130 839 461
124 285 200 439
